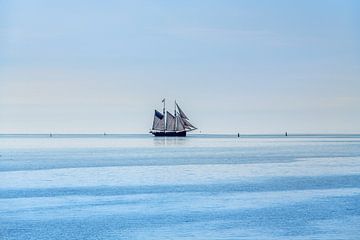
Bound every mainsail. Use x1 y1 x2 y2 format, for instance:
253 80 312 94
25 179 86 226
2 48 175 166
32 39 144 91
166 111 176 131
175 115 185 131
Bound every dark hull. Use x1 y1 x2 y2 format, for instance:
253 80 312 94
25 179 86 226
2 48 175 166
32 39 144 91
151 131 186 137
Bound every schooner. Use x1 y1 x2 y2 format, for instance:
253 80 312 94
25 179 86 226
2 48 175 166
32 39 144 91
150 99 197 136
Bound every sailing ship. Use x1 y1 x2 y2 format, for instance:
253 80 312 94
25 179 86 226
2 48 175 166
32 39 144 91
150 99 197 137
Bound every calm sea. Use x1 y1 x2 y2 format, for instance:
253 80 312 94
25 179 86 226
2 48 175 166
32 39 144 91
1 134 360 239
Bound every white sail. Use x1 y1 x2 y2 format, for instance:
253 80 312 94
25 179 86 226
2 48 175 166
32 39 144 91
176 115 185 131
176 103 189 120
166 111 176 131
152 110 165 131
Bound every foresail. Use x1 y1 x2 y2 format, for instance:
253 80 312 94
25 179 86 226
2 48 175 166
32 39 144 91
183 118 196 130
176 103 189 120
166 111 176 131
152 110 165 131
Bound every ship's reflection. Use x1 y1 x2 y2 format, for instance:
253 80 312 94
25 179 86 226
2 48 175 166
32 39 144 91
152 137 187 146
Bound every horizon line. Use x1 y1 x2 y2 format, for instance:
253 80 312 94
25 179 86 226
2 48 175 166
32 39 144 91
1 133 360 136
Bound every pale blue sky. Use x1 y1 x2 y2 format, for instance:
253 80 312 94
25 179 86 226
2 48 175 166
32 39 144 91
1 0 359 133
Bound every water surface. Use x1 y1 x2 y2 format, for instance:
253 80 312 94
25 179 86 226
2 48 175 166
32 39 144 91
1 134 359 239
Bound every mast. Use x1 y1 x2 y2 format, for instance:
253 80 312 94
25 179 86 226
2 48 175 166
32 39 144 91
163 98 166 132
163 98 165 115
174 100 177 131
174 100 176 117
